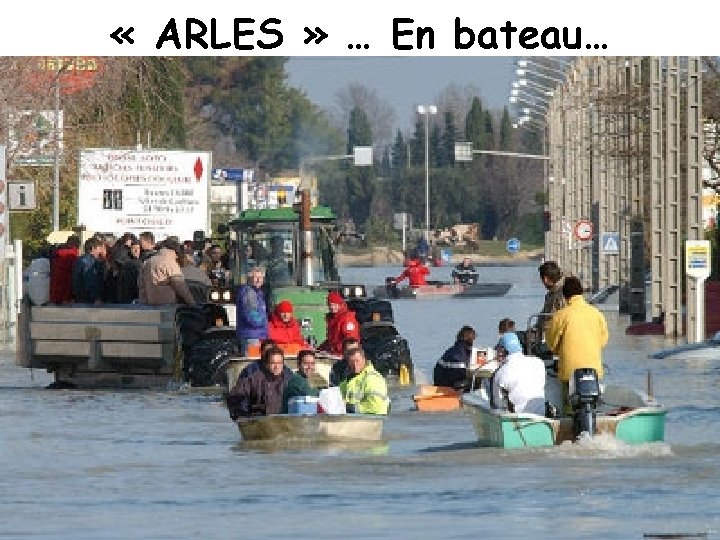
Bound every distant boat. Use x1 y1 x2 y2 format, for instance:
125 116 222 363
236 414 384 442
373 279 511 300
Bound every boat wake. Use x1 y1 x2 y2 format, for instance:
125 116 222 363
548 433 673 459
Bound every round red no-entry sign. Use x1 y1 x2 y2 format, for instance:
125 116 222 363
573 219 593 241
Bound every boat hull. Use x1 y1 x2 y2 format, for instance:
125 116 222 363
236 414 384 442
373 282 511 300
462 388 666 448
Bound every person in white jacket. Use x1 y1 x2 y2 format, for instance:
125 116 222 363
492 332 546 415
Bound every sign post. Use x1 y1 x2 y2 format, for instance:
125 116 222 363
685 240 711 343
506 237 520 254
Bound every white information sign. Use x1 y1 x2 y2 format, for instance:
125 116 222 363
78 149 211 241
685 240 711 280
8 181 37 211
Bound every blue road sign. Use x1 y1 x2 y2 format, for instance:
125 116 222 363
601 232 620 253
507 238 520 253
212 168 249 181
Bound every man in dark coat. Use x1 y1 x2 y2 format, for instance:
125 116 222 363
433 325 476 390
71 237 105 304
226 347 291 419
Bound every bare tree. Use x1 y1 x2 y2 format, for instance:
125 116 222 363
434 83 484 128
331 83 395 148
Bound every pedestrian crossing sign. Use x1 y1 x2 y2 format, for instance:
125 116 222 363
601 232 620 253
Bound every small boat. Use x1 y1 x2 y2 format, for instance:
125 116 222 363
236 413 384 442
462 382 666 449
412 385 462 412
649 331 720 359
373 280 511 300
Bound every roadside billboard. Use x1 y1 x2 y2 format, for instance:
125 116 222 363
8 110 63 167
78 149 211 241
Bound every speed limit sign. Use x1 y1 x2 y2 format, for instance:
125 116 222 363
573 219 593 241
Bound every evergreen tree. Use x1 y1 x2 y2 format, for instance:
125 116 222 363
378 145 391 177
430 123 442 167
465 97 485 150
442 110 457 167
499 106 513 150
391 130 407 171
410 118 425 167
345 106 374 230
483 110 495 149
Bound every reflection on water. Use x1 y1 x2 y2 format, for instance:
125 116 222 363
1 265 719 538
237 438 390 456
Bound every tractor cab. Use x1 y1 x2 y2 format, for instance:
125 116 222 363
228 205 340 290
219 204 365 348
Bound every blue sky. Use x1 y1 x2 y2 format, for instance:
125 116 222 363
286 57 516 131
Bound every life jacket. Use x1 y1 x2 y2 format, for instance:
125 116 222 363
396 259 429 287
341 363 389 415
323 304 360 355
267 307 308 347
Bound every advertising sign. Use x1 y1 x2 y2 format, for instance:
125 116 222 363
78 149 211 241
8 110 63 166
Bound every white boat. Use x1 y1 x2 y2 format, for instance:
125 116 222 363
236 413 384 442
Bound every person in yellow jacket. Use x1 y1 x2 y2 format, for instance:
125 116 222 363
546 275 609 394
340 348 390 415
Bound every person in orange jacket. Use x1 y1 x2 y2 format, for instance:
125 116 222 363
267 300 309 348
395 257 429 288
318 291 360 355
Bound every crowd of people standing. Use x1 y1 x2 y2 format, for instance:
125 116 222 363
27 231 230 308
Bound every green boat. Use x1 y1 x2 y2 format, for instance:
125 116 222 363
462 383 666 449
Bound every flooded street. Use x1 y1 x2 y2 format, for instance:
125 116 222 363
1 264 719 539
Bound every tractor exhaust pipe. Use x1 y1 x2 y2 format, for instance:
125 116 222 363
300 189 314 286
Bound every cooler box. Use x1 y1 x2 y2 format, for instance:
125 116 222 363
288 396 319 415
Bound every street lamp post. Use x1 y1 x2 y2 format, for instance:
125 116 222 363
417 105 437 242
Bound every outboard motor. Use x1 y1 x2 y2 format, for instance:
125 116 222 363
456 270 479 285
569 368 601 438
385 277 399 298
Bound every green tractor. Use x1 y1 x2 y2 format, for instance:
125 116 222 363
184 190 414 387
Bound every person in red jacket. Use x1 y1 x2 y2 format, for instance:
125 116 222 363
267 300 309 347
395 257 429 288
49 235 81 304
318 291 360 355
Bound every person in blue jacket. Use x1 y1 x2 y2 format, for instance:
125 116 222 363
236 266 268 355
433 325 476 390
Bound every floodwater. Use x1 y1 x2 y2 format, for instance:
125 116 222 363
1 264 719 539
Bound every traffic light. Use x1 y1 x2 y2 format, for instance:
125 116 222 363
543 211 551 232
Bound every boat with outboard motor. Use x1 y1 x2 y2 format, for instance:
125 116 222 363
373 278 511 300
236 413 384 442
462 363 666 448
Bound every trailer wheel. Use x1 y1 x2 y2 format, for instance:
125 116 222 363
185 334 239 387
